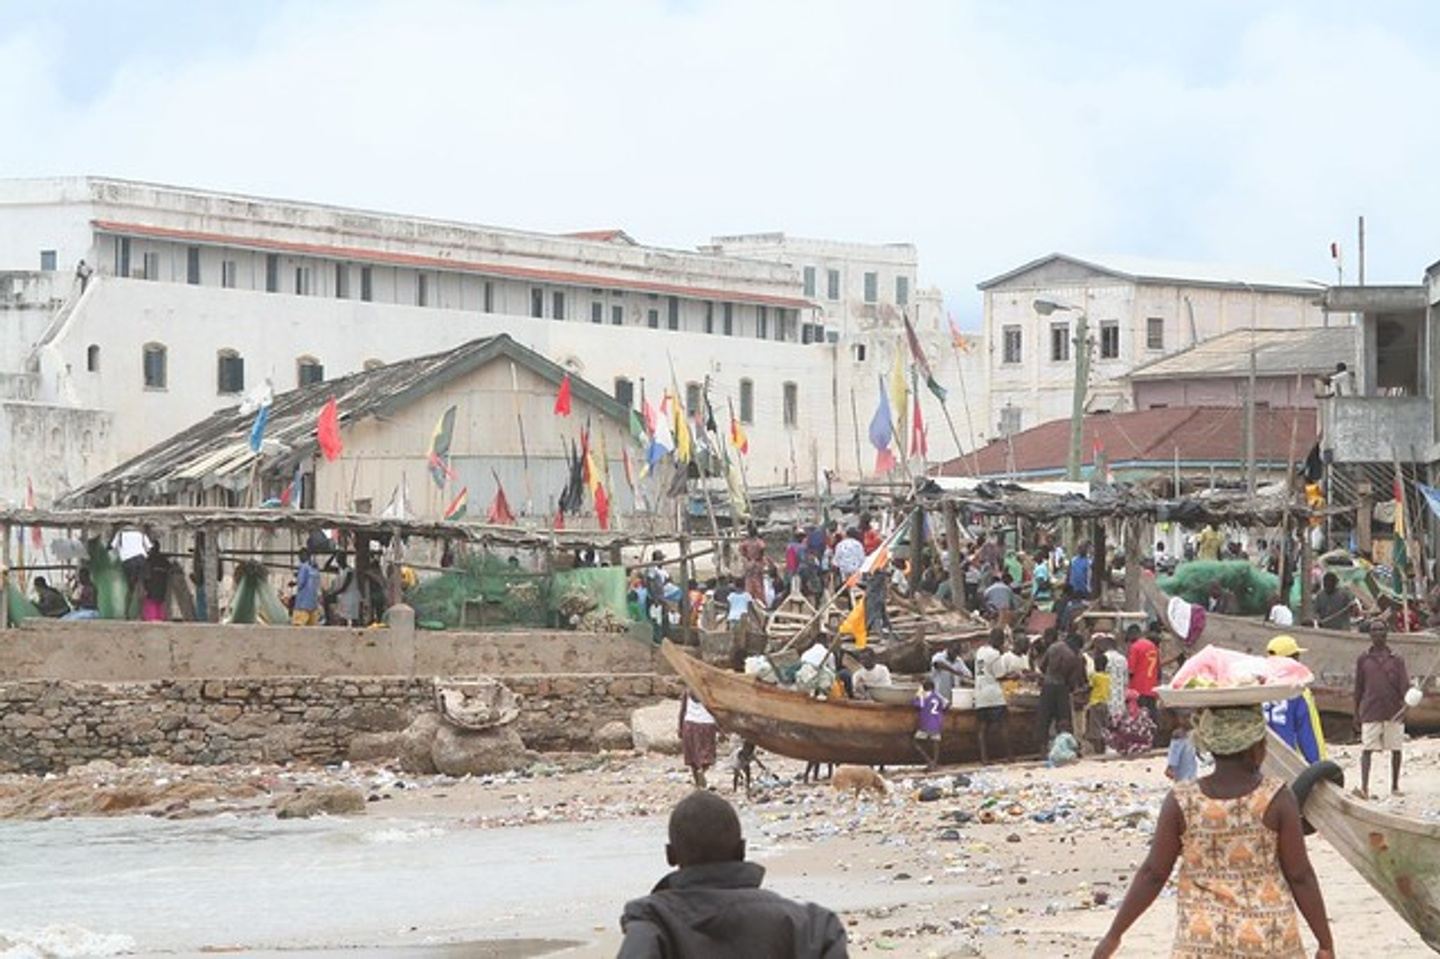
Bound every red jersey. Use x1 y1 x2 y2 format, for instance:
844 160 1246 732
1127 637 1160 697
863 529 882 555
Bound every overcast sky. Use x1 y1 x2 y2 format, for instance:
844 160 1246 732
4 0 1438 324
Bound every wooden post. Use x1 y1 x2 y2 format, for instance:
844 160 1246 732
1355 481 1372 556
1123 518 1142 612
908 505 926 595
678 530 693 646
199 529 220 623
1093 521 1108 604
943 500 964 609
1 524 9 630
1299 527 1315 623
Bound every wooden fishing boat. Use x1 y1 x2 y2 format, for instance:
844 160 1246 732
1144 580 1440 730
661 640 1043 765
1263 731 1440 951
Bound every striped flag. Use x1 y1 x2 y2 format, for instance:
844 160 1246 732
443 487 469 521
427 406 457 488
902 312 947 402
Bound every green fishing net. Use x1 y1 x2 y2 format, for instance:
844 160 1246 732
1157 560 1279 616
405 555 628 630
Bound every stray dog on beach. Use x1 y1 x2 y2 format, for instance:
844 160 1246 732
832 765 889 799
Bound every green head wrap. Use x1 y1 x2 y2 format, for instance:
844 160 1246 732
1194 705 1267 756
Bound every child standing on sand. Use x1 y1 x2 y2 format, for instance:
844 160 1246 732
1165 708 1199 781
912 678 946 769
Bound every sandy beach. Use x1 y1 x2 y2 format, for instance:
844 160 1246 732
1 737 1436 958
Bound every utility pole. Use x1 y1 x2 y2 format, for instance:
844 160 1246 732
1358 215 1366 286
1068 312 1090 482
1245 329 1257 495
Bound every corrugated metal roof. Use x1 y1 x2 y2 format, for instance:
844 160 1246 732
936 406 1318 479
62 334 629 507
978 252 1327 292
1126 326 1356 381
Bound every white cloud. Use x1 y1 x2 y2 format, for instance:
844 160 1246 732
4 0 1440 321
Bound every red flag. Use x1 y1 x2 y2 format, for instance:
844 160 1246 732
486 481 516 525
594 483 611 531
554 509 565 530
874 448 897 474
316 396 343 461
622 446 635 491
25 478 41 549
442 487 468 521
554 374 573 416
910 395 928 458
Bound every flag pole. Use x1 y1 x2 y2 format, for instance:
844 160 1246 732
727 396 754 515
946 324 982 476
848 387 864 479
509 361 533 516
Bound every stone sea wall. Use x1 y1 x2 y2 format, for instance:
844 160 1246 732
0 672 681 774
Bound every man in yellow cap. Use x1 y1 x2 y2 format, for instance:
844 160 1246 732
1263 635 1327 763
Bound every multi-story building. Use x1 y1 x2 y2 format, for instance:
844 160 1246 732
976 253 1329 438
701 233 986 475
0 178 967 511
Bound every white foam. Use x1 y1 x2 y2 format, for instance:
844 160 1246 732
359 824 446 844
0 925 136 959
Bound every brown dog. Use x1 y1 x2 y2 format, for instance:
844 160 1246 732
831 765 889 799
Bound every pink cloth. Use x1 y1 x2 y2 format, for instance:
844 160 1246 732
141 598 167 622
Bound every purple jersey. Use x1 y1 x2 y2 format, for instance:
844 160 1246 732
916 691 946 734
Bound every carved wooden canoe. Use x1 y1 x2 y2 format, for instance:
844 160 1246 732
1263 731 1440 951
661 640 1043 765
1144 580 1440 730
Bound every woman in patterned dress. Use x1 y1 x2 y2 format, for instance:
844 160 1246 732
1093 705 1334 959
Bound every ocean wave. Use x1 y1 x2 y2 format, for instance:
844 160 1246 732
359 823 447 844
0 925 135 959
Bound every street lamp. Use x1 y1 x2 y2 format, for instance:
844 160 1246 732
1032 298 1090 482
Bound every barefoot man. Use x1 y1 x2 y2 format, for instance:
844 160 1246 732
1354 621 1410 799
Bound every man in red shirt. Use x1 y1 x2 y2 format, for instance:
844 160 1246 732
1127 629 1160 730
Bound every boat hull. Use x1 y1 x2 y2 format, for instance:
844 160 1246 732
1146 580 1440 731
1263 731 1440 951
662 641 1044 765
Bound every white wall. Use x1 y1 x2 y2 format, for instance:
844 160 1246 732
982 276 1327 436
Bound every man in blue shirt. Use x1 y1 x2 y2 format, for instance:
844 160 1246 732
1067 543 1092 598
292 549 321 626
1263 634 1326 763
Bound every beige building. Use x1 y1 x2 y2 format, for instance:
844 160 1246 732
702 232 987 473
976 253 1329 438
64 335 636 527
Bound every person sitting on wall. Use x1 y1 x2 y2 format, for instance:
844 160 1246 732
33 576 70 618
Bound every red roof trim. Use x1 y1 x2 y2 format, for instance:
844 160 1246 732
92 220 813 310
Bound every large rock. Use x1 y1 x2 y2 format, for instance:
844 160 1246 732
630 701 682 755
397 713 442 775
348 731 406 763
429 724 528 777
594 720 634 751
275 786 367 819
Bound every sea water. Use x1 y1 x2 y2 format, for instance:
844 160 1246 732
0 813 663 957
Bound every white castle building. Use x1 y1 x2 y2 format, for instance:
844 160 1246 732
0 177 979 513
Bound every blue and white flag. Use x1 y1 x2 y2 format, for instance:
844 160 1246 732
1417 482 1440 521
249 403 270 453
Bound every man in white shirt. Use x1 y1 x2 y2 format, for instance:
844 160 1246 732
1268 592 1295 627
726 581 754 624
930 641 972 704
797 634 837 696
832 529 865 584
850 649 892 700
972 630 1012 764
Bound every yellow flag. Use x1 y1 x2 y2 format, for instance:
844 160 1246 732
890 341 908 456
839 596 868 649
673 394 692 464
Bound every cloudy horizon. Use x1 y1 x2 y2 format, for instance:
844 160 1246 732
5 0 1437 322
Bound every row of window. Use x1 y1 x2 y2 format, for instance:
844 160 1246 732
131 343 329 393
800 266 911 307
610 377 799 427
1000 317 1166 364
115 237 811 341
